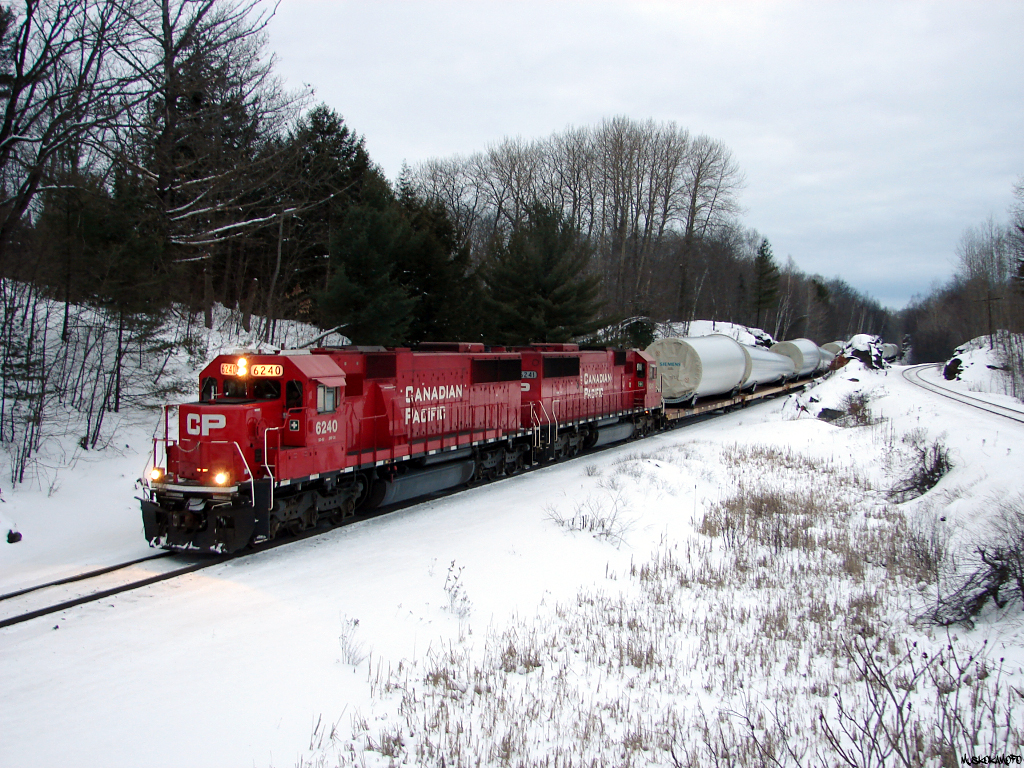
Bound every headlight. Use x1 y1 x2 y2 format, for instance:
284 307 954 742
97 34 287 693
237 357 248 376
149 467 164 482
213 471 229 485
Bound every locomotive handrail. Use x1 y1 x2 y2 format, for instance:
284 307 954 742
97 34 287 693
263 427 281 509
149 439 256 503
147 403 179 484
552 399 561 447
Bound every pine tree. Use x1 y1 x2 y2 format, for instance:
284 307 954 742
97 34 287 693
320 202 417 346
393 189 484 343
482 203 603 345
752 238 780 329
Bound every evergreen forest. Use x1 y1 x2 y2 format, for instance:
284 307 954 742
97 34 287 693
2 0 1023 479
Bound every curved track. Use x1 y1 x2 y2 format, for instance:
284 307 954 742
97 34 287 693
901 364 1024 424
2 385 801 630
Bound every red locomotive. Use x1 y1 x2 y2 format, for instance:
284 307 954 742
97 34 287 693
141 343 661 553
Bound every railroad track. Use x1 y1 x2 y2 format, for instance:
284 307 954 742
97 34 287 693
1 388 799 631
0 552 232 630
901 364 1024 424
0 485 496 630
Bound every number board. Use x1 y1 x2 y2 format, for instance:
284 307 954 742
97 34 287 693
251 364 283 377
218 363 283 377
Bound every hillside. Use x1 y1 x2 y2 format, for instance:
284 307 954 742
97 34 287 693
1 322 1022 765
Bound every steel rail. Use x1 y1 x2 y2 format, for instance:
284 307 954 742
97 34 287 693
0 496 420 630
901 364 1024 424
0 551 176 603
0 557 231 630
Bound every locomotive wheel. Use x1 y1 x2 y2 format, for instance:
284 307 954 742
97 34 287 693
330 498 355 525
510 451 526 475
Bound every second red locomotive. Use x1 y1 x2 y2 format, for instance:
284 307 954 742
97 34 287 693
141 343 660 553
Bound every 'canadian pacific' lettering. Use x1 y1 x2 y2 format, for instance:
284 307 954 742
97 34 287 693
582 372 612 399
403 384 464 425
404 384 464 403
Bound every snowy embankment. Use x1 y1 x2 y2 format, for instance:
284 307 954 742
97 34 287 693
1 326 1022 767
0 302 347 589
929 333 1024 413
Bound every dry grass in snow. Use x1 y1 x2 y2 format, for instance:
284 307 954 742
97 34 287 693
293 425 1023 768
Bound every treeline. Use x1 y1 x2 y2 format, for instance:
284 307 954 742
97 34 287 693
412 119 895 345
901 182 1024 392
2 0 893 354
0 0 906 482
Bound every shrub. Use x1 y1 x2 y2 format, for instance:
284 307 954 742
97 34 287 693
924 495 1024 626
889 438 951 503
839 391 874 426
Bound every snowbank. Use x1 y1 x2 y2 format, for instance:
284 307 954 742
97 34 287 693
2 312 1024 766
655 319 776 347
941 334 1018 398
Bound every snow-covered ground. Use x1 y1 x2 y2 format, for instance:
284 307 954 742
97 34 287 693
656 319 775 347
929 334 1024 413
1 331 1023 767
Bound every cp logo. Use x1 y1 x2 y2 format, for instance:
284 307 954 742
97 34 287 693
186 413 227 436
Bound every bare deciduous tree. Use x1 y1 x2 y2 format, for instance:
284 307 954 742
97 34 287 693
109 0 306 252
412 117 744 319
0 0 134 267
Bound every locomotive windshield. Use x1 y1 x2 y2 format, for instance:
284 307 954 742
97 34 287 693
200 377 283 401
200 376 217 402
223 378 248 398
252 379 281 399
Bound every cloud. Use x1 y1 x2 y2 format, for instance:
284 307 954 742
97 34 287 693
268 0 1024 309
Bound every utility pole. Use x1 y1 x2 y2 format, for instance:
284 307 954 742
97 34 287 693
974 290 1002 350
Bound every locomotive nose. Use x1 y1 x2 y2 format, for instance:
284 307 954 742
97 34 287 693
173 404 261 486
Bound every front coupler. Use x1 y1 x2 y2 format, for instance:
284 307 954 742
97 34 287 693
140 480 271 554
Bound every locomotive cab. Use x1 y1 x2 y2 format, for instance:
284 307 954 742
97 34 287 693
141 351 352 552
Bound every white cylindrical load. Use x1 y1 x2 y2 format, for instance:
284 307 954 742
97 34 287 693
770 338 823 377
740 344 796 387
818 346 836 370
645 335 747 402
881 343 899 360
821 342 843 356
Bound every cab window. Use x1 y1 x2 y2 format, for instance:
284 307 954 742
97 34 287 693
636 363 646 378
286 380 303 409
223 378 247 398
200 377 218 402
253 379 281 400
317 384 338 413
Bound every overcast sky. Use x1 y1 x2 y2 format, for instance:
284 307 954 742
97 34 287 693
267 1 1023 310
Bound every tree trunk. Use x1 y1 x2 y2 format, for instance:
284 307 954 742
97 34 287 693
203 266 214 329
114 307 125 413
242 278 258 333
264 213 286 342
